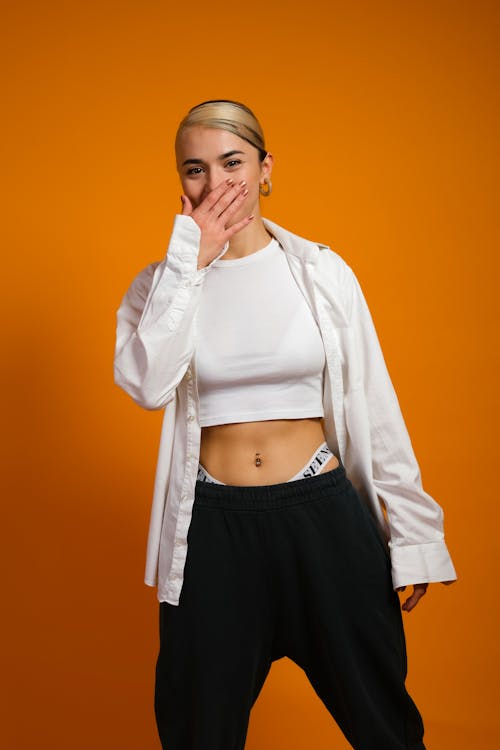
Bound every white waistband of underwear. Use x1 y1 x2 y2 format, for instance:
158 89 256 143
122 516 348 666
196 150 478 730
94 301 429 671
197 441 335 485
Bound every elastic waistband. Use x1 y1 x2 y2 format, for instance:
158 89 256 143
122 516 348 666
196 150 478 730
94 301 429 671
194 461 349 511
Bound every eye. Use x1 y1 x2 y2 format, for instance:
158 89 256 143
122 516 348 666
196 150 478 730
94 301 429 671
186 166 204 176
225 159 242 169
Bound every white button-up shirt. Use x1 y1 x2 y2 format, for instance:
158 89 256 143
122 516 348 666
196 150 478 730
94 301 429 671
114 215 457 605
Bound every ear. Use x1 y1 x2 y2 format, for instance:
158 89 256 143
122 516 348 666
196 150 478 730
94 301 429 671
260 152 274 182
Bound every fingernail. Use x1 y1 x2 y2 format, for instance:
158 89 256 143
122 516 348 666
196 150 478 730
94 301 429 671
239 180 247 186
226 178 234 185
242 188 248 196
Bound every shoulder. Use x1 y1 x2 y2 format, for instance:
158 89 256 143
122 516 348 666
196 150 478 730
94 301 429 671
316 243 355 284
264 220 376 325
264 217 355 281
283 221 357 293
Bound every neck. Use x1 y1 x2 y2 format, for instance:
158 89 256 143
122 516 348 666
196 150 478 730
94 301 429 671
225 216 273 259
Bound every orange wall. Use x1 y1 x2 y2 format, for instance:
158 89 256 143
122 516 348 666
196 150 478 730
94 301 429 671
2 1 499 748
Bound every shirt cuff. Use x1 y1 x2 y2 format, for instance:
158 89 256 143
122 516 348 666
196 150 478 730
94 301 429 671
389 540 458 589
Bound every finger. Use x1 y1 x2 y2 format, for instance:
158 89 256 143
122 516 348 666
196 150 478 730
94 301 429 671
217 184 251 224
402 584 428 612
212 181 248 218
402 593 421 612
180 194 193 216
199 178 237 214
396 586 406 592
223 214 255 239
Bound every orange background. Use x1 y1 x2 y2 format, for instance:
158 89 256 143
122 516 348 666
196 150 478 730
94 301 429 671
2 1 499 748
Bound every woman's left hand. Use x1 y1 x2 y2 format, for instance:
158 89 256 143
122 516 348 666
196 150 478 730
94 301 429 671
396 583 429 612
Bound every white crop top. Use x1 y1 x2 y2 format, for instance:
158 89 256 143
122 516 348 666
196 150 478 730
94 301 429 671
195 237 326 427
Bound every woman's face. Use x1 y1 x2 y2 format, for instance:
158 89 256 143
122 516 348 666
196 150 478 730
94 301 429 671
176 126 273 219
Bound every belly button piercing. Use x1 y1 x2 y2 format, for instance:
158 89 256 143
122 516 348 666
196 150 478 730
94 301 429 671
255 452 262 467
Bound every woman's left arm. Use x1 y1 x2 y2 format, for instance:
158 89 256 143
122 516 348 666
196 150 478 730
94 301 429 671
347 267 458 605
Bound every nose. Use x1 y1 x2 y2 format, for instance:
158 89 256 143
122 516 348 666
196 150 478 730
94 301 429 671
201 169 221 199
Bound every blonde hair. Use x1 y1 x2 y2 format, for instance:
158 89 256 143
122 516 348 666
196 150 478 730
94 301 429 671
176 100 268 161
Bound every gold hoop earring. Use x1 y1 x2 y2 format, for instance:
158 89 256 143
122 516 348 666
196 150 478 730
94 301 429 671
259 177 272 197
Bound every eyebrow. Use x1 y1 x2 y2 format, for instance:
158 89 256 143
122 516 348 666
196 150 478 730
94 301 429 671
181 150 245 167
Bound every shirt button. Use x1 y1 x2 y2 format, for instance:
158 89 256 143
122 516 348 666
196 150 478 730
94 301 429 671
188 414 195 422
174 539 184 547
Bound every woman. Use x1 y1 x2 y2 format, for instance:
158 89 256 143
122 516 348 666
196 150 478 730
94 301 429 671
114 100 457 750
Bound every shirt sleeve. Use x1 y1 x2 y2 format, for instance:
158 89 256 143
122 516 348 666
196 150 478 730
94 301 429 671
114 214 228 410
347 267 458 589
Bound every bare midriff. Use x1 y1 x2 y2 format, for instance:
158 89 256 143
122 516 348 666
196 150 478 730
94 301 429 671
199 417 339 486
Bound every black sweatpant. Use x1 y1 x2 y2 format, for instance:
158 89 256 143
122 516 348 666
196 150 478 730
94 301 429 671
154 463 425 750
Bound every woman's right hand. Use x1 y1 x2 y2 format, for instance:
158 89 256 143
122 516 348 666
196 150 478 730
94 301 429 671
180 178 254 269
